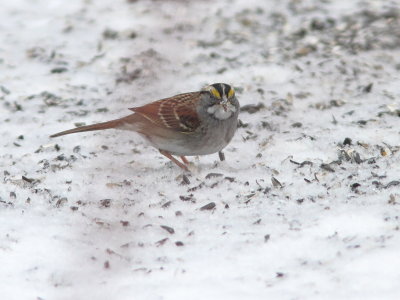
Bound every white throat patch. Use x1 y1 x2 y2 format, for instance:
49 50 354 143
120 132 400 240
207 103 236 120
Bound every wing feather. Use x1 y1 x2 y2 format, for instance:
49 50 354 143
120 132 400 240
129 92 201 132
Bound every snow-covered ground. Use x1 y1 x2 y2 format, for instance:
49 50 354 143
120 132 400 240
1 0 400 299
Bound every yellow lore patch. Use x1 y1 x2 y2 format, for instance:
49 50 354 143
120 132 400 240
227 87 235 98
209 87 222 99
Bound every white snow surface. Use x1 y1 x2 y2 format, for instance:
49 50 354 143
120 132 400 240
1 0 400 299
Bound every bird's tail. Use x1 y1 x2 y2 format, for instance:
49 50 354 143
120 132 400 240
50 117 129 138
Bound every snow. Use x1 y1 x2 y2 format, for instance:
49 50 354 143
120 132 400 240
1 0 400 299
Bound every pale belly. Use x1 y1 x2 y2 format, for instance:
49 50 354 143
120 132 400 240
144 123 236 156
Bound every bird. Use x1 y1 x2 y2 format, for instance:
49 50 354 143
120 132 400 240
50 83 240 171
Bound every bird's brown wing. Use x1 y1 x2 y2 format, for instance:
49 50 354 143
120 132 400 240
130 92 201 133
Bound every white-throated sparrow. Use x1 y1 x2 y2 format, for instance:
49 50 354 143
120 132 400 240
51 83 240 171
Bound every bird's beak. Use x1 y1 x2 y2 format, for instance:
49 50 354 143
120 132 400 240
220 96 228 111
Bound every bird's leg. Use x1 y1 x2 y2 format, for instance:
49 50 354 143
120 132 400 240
180 156 190 165
159 150 189 171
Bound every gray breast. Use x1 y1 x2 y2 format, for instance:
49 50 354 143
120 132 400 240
178 102 239 156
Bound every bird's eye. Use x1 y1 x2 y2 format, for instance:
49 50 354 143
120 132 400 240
209 87 222 99
227 88 235 99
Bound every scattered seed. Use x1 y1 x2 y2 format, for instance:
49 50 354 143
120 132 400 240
388 194 396 205
162 201 172 208
104 261 110 269
175 241 184 247
237 119 249 128
207 181 217 188
362 83 373 93
385 181 400 189
264 234 270 242
218 151 225 161
55 197 67 207
314 173 320 182
56 154 66 161
188 183 204 192
241 103 265 114
246 193 255 199
339 150 351 161
116 68 141 84
103 28 119 39
120 221 130 227
179 194 194 202
224 177 235 182
200 202 216 211
99 199 111 208
357 120 368 125
372 181 382 188
96 107 109 113
343 137 352 145
291 122 302 128
299 161 312 167
14 102 23 111
205 173 223 179
351 183 361 192
160 225 175 234
330 99 345 107
22 175 35 183
310 18 326 30
353 152 362 164
0 85 10 94
261 121 273 130
182 174 190 185
320 163 335 172
156 238 169 246
73 146 81 153
51 67 68 74
129 31 137 39
271 176 283 188
381 148 390 156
